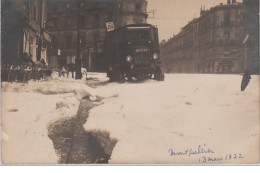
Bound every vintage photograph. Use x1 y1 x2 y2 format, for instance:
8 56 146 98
1 0 259 164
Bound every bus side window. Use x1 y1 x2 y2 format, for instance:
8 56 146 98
150 28 155 40
155 28 159 41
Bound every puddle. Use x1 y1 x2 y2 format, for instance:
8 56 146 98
48 99 117 164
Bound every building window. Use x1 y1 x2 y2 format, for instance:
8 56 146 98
30 36 34 44
33 1 37 21
80 2 85 7
94 31 99 39
224 12 230 26
94 14 99 28
80 35 85 45
93 2 98 8
67 3 71 8
66 17 72 26
107 12 113 22
65 35 72 48
79 15 85 28
135 4 141 13
53 3 57 12
224 49 230 57
224 30 230 40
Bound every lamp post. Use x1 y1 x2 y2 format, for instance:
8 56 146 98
75 0 82 79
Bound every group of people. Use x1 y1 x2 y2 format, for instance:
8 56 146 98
59 63 76 78
58 63 87 79
1 63 52 83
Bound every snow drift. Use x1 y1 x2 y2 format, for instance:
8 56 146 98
1 76 101 164
1 73 259 164
84 74 259 164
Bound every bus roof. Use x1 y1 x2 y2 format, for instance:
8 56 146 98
111 23 156 32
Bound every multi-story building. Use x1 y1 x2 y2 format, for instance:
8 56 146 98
46 0 148 71
243 0 259 74
1 0 51 66
160 0 246 74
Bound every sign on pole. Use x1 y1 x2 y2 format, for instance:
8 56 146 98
106 22 115 32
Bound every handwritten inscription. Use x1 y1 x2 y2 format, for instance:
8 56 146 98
199 153 244 163
168 144 244 163
168 144 215 157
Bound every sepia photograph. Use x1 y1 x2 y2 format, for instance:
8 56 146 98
1 0 259 164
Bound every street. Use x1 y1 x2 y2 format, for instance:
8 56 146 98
1 73 259 164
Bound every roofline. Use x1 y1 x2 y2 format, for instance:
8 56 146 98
197 2 244 22
161 2 245 46
114 23 155 31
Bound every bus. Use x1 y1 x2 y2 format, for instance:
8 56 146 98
105 23 164 82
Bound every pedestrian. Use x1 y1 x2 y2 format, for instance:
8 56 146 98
241 70 251 91
8 65 16 83
60 66 67 77
81 67 88 79
67 63 75 78
24 65 32 82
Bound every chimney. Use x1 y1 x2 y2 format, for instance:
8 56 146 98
232 0 236 3
227 0 231 4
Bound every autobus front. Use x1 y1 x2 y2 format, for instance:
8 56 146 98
123 26 161 69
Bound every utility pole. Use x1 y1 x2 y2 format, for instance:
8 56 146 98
243 34 249 71
37 1 43 62
244 42 247 70
75 0 82 79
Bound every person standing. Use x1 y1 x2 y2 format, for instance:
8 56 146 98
241 70 251 91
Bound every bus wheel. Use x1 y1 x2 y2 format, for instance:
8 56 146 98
107 69 115 82
117 73 125 83
114 68 125 83
154 67 164 81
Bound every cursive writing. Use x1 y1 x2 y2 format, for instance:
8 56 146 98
199 156 223 163
168 144 215 157
199 153 244 163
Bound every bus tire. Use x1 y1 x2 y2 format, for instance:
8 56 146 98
154 67 164 81
116 71 125 83
110 67 125 83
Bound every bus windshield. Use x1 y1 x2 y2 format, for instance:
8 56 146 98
126 28 154 41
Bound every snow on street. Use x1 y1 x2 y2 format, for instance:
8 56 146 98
86 74 259 164
1 74 100 164
1 73 259 164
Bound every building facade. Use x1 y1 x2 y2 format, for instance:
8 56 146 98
46 0 148 71
1 0 51 66
160 1 246 74
243 0 259 74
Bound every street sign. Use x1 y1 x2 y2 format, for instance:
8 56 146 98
106 22 115 32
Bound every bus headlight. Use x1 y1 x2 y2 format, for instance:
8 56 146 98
126 55 133 62
152 53 159 60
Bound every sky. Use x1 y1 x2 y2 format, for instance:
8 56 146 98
147 0 243 41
